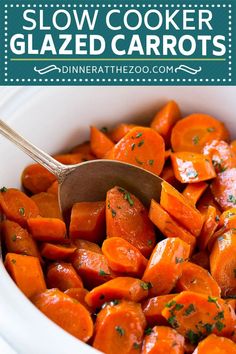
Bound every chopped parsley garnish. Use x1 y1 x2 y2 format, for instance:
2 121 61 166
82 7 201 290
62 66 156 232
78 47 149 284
136 132 143 138
215 215 220 222
118 187 134 207
11 235 17 242
184 304 195 316
208 296 219 308
131 143 136 151
135 157 144 165
186 330 201 345
147 239 153 246
192 135 200 145
186 170 198 179
203 323 213 334
98 269 110 276
214 311 224 320
148 160 154 166
144 328 153 335
207 127 216 132
0 186 7 192
167 315 179 328
215 321 225 332
112 299 120 306
140 282 152 290
174 303 184 311
165 300 176 308
111 209 116 218
138 140 144 147
228 195 236 205
19 207 25 216
11 259 16 264
175 257 184 264
133 343 141 349
115 326 125 336
100 127 108 133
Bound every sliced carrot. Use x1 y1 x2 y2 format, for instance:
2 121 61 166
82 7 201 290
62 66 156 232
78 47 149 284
142 326 185 354
192 334 236 354
142 237 190 296
71 141 94 156
162 291 236 343
211 168 236 210
27 217 67 243
210 230 236 297
90 126 115 158
160 163 182 190
46 262 83 291
171 114 230 153
102 237 148 277
219 208 236 228
106 186 156 257
64 288 91 312
93 300 146 354
40 243 76 260
1 220 39 258
150 100 181 146
171 152 216 183
72 238 102 254
198 206 219 251
110 123 136 143
47 180 58 195
31 192 62 219
85 277 149 309
71 248 114 289
149 200 196 254
69 201 105 243
207 226 226 252
175 262 221 297
22 164 56 194
32 288 93 342
54 152 93 164
182 182 208 206
197 187 221 217
0 188 39 227
5 253 46 298
190 251 210 270
202 139 235 173
107 127 165 175
160 181 204 237
225 298 236 311
142 294 177 326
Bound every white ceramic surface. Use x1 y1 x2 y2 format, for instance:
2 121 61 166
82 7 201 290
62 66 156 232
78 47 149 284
0 86 235 354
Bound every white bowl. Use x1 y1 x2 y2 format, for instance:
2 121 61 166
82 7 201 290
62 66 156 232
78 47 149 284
0 86 235 354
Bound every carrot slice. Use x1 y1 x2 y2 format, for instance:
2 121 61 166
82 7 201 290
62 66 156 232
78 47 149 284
160 181 204 237
93 300 146 354
110 123 136 143
171 152 216 183
142 237 190 296
31 192 62 219
90 126 115 158
46 262 83 291
106 186 156 257
219 208 236 232
182 182 208 206
160 163 182 190
108 127 165 175
142 294 177 327
54 152 93 164
198 206 219 251
64 288 91 311
5 253 46 298
72 238 102 254
85 277 149 309
27 217 67 243
211 168 236 210
102 237 148 277
202 139 235 173
47 180 58 195
197 187 221 217
162 291 236 343
22 164 56 194
150 100 181 146
40 243 76 260
69 201 106 243
71 141 94 156
0 188 39 227
32 288 93 342
190 251 210 270
192 334 236 354
176 262 221 297
171 114 230 153
142 326 185 354
210 230 236 297
149 200 196 254
2 220 39 258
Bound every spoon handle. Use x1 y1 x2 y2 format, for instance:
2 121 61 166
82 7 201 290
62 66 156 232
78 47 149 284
0 120 67 181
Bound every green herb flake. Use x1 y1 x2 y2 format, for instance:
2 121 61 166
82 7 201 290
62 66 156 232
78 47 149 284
174 303 184 311
136 132 143 139
186 170 198 179
115 326 125 336
147 240 153 246
0 187 7 192
133 343 141 350
215 215 220 222
203 323 213 334
11 259 16 264
124 192 134 207
138 140 144 148
11 235 17 242
215 321 225 332
165 300 176 308
184 304 195 316
19 207 25 216
208 296 219 308
175 257 184 264
227 195 236 205
135 157 144 165
186 330 201 345
207 127 216 132
148 160 154 166
131 143 136 151
144 328 153 335
192 135 200 145
112 299 120 306
98 269 110 276
167 315 179 329
101 127 108 133
214 311 224 321
111 209 116 218
140 282 153 290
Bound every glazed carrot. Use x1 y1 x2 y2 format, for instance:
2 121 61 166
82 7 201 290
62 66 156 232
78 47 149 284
110 123 136 143
107 127 165 175
71 141 94 156
27 217 67 242
85 277 149 309
175 262 221 297
93 300 146 354
182 182 208 206
102 237 148 277
171 152 216 183
71 248 114 289
32 288 93 342
190 251 210 270
47 180 58 195
40 243 76 260
22 164 56 194
31 192 62 219
5 253 46 298
142 294 177 326
171 114 229 153
64 288 91 311
106 186 156 257
90 126 115 158
162 291 236 343
211 168 236 210
202 140 235 173
142 326 185 354
225 298 236 311
192 334 236 354
206 226 226 252
142 237 190 296
219 208 236 229
160 181 204 237
54 152 93 164
0 188 39 227
150 100 181 146
1 220 39 258
46 262 83 291
210 230 236 297
160 163 182 190
198 206 219 251
69 201 106 243
197 187 221 217
72 238 102 254
149 200 196 253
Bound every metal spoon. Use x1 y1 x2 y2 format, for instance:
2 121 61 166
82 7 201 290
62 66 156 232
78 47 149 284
0 120 163 221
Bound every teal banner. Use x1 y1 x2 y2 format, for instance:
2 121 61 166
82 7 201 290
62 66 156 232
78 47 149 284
0 0 235 85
